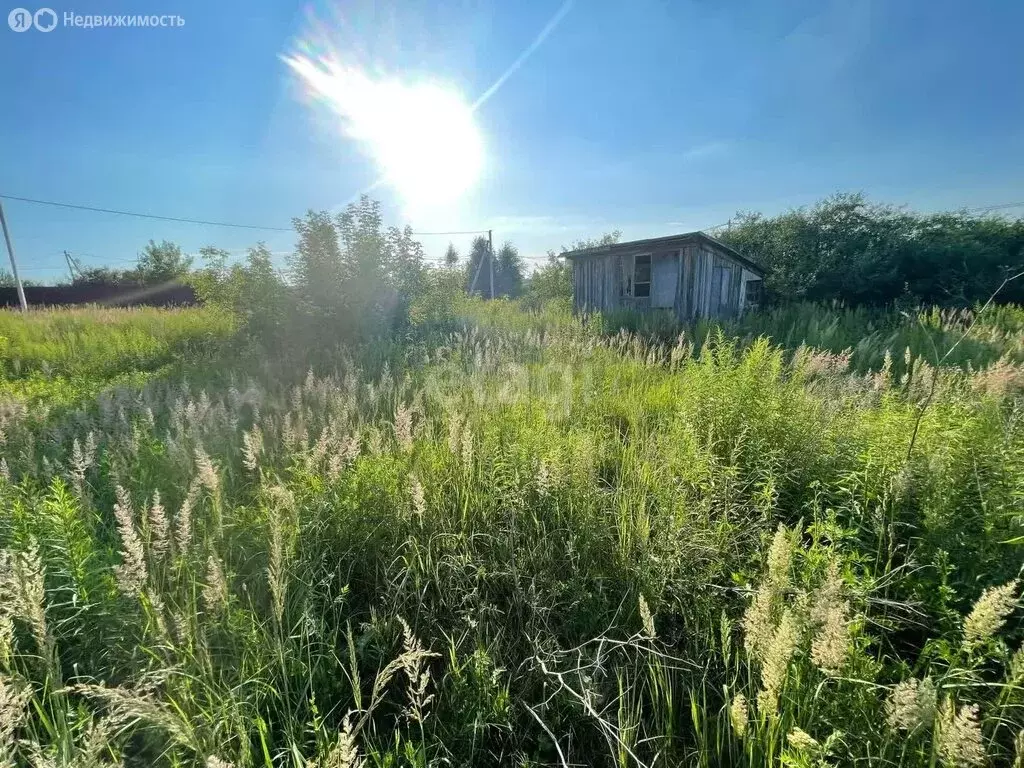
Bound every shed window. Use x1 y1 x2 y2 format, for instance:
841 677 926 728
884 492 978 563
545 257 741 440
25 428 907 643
634 254 651 298
745 279 763 307
620 254 652 298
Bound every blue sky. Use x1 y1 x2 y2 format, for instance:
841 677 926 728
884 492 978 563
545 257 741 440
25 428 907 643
2 0 1023 281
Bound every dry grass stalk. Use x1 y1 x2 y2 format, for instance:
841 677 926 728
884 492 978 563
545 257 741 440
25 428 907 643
242 425 262 472
397 617 438 724
0 673 32 752
147 490 170 560
113 485 147 595
936 700 985 767
2 540 50 651
315 715 364 768
756 609 799 715
886 677 937 732
638 594 656 639
729 694 748 735
174 480 201 557
963 579 1018 645
203 555 229 614
809 561 851 675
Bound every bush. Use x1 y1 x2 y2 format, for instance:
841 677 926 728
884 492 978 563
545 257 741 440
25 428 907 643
718 193 1024 307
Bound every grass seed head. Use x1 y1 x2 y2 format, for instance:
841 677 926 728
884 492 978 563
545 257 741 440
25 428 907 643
729 694 748 735
756 609 799 715
936 700 986 768
787 727 819 752
963 579 1018 646
113 485 147 595
886 677 937 732
148 490 170 560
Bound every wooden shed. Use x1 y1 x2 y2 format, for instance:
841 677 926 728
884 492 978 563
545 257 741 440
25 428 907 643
562 231 765 321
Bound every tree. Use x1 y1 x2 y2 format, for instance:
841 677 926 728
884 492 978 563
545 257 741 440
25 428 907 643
444 243 459 267
462 238 525 298
290 210 345 319
72 266 136 287
289 195 428 339
495 241 525 298
135 240 193 283
717 194 1024 306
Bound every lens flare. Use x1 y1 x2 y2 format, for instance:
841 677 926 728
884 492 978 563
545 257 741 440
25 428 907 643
284 52 483 212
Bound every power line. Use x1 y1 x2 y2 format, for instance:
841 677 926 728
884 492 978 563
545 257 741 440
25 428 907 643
0 194 293 232
0 192 497 238
965 201 1024 213
411 229 490 236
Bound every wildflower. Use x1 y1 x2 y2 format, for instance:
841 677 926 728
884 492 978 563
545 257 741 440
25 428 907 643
886 677 938 732
756 609 799 714
638 594 656 639
148 490 170 560
936 700 985 768
729 694 748 735
204 555 228 614
963 580 1018 645
113 485 147 594
787 727 819 752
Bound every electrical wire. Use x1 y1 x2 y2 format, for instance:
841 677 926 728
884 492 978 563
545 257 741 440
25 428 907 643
0 193 294 232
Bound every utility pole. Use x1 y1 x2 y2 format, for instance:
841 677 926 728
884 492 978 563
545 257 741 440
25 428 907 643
468 244 485 296
0 200 28 311
488 229 494 299
63 250 80 281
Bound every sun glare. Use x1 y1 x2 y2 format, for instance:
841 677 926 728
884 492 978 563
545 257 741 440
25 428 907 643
284 53 483 212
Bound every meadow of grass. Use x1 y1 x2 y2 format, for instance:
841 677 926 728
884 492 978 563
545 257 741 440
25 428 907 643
0 306 236 407
1 299 1023 767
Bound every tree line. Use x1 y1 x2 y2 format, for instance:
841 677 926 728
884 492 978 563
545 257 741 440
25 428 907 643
6 192 1019 321
717 193 1024 306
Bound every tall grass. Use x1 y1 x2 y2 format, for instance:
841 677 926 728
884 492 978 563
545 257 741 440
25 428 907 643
0 301 1022 766
0 305 235 405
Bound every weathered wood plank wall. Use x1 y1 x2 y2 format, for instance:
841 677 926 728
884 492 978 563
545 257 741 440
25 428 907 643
572 240 748 319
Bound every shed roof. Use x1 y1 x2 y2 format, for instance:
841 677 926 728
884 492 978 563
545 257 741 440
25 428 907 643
561 231 765 276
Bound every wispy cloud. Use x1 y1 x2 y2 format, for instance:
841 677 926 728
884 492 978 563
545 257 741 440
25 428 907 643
681 141 731 161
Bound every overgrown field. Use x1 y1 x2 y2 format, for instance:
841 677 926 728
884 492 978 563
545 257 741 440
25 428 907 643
1 301 1024 767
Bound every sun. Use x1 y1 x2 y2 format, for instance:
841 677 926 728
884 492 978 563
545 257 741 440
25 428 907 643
284 53 483 212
